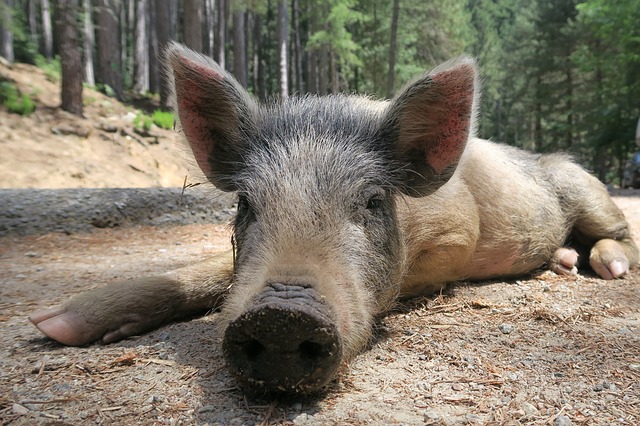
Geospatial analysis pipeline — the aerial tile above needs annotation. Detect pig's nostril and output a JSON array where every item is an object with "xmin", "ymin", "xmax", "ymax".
[
  {"xmin": 299, "ymin": 340, "xmax": 324, "ymax": 361},
  {"xmin": 244, "ymin": 339, "xmax": 265, "ymax": 361}
]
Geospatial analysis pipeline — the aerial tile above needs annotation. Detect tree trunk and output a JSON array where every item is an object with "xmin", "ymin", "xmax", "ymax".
[
  {"xmin": 277, "ymin": 0, "xmax": 288, "ymax": 98},
  {"xmin": 133, "ymin": 0, "xmax": 149, "ymax": 94},
  {"xmin": 28, "ymin": 0, "xmax": 38, "ymax": 47},
  {"xmin": 96, "ymin": 0, "xmax": 123, "ymax": 99},
  {"xmin": 184, "ymin": 0, "xmax": 203, "ymax": 52},
  {"xmin": 40, "ymin": 0, "xmax": 53, "ymax": 59},
  {"xmin": 148, "ymin": 0, "xmax": 158, "ymax": 93},
  {"xmin": 55, "ymin": 0, "xmax": 84, "ymax": 116},
  {"xmin": 205, "ymin": 0, "xmax": 215, "ymax": 57},
  {"xmin": 330, "ymin": 51, "xmax": 338, "ymax": 94},
  {"xmin": 252, "ymin": 12, "xmax": 266, "ymax": 100},
  {"xmin": 306, "ymin": 2, "xmax": 317, "ymax": 94},
  {"xmin": 565, "ymin": 63, "xmax": 574, "ymax": 149},
  {"xmin": 0, "ymin": 0, "xmax": 14, "ymax": 63},
  {"xmin": 155, "ymin": 0, "xmax": 171, "ymax": 106},
  {"xmin": 83, "ymin": 0, "xmax": 95, "ymax": 85},
  {"xmin": 318, "ymin": 3, "xmax": 329, "ymax": 95},
  {"xmin": 232, "ymin": 8, "xmax": 247, "ymax": 87},
  {"xmin": 292, "ymin": 0, "xmax": 303, "ymax": 93},
  {"xmin": 534, "ymin": 73, "xmax": 542, "ymax": 151},
  {"xmin": 216, "ymin": 0, "xmax": 226, "ymax": 69},
  {"xmin": 386, "ymin": 0, "xmax": 399, "ymax": 98}
]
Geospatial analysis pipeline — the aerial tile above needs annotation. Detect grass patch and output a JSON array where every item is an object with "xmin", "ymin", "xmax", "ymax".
[
  {"xmin": 133, "ymin": 112, "xmax": 154, "ymax": 132},
  {"xmin": 152, "ymin": 110, "xmax": 175, "ymax": 130},
  {"xmin": 35, "ymin": 55, "xmax": 61, "ymax": 82},
  {"xmin": 0, "ymin": 81, "xmax": 36, "ymax": 115}
]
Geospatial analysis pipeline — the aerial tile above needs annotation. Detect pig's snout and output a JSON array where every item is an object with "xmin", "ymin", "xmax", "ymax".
[{"xmin": 222, "ymin": 282, "xmax": 342, "ymax": 394}]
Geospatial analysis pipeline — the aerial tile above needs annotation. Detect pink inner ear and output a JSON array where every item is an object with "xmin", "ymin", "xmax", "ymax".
[
  {"xmin": 173, "ymin": 56, "xmax": 225, "ymax": 178},
  {"xmin": 425, "ymin": 65, "xmax": 474, "ymax": 174}
]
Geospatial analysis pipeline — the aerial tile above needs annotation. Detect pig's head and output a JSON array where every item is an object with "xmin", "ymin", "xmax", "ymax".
[{"xmin": 166, "ymin": 42, "xmax": 477, "ymax": 394}]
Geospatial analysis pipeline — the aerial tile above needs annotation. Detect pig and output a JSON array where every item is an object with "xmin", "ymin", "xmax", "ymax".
[{"xmin": 30, "ymin": 42, "xmax": 639, "ymax": 394}]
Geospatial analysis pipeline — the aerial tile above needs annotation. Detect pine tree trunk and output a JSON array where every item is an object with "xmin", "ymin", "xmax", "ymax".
[
  {"xmin": 205, "ymin": 0, "xmax": 215, "ymax": 57},
  {"xmin": 55, "ymin": 0, "xmax": 84, "ymax": 116},
  {"xmin": 40, "ymin": 0, "xmax": 53, "ymax": 59},
  {"xmin": 83, "ymin": 0, "xmax": 95, "ymax": 85},
  {"xmin": 155, "ymin": 0, "xmax": 171, "ymax": 106},
  {"xmin": 0, "ymin": 0, "xmax": 14, "ymax": 63},
  {"xmin": 96, "ymin": 0, "xmax": 123, "ymax": 99},
  {"xmin": 28, "ymin": 0, "xmax": 38, "ymax": 47},
  {"xmin": 252, "ymin": 12, "xmax": 266, "ymax": 100},
  {"xmin": 232, "ymin": 8, "xmax": 247, "ymax": 87},
  {"xmin": 292, "ymin": 0, "xmax": 303, "ymax": 93},
  {"xmin": 277, "ymin": 0, "xmax": 288, "ymax": 98},
  {"xmin": 148, "ymin": 0, "xmax": 158, "ymax": 93},
  {"xmin": 184, "ymin": 0, "xmax": 203, "ymax": 52},
  {"xmin": 306, "ymin": 2, "xmax": 317, "ymax": 94},
  {"xmin": 216, "ymin": 0, "xmax": 226, "ymax": 69},
  {"xmin": 133, "ymin": 0, "xmax": 149, "ymax": 94},
  {"xmin": 386, "ymin": 0, "xmax": 399, "ymax": 98}
]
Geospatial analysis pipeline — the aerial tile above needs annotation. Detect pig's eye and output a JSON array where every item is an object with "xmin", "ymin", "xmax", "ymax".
[
  {"xmin": 366, "ymin": 197, "xmax": 384, "ymax": 211},
  {"xmin": 237, "ymin": 194, "xmax": 253, "ymax": 217}
]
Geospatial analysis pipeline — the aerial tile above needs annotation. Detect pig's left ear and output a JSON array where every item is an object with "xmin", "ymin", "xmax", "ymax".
[
  {"xmin": 166, "ymin": 42, "xmax": 259, "ymax": 192},
  {"xmin": 383, "ymin": 56, "xmax": 478, "ymax": 197}
]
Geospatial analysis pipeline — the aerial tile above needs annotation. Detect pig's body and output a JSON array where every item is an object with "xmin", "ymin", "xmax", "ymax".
[{"xmin": 30, "ymin": 43, "xmax": 639, "ymax": 395}]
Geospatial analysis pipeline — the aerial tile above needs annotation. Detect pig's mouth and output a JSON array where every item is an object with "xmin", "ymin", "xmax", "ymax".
[{"xmin": 222, "ymin": 282, "xmax": 343, "ymax": 394}]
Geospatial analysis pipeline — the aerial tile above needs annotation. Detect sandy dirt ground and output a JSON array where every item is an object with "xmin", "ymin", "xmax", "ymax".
[
  {"xmin": 1, "ymin": 60, "xmax": 640, "ymax": 425},
  {"xmin": 1, "ymin": 196, "xmax": 639, "ymax": 426},
  {"xmin": 0, "ymin": 61, "xmax": 192, "ymax": 189}
]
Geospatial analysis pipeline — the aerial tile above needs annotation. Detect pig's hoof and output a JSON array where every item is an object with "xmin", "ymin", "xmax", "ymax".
[
  {"xmin": 30, "ymin": 307, "xmax": 108, "ymax": 346},
  {"xmin": 550, "ymin": 247, "xmax": 579, "ymax": 276},
  {"xmin": 223, "ymin": 283, "xmax": 342, "ymax": 394},
  {"xmin": 590, "ymin": 239, "xmax": 630, "ymax": 280},
  {"xmin": 30, "ymin": 306, "xmax": 151, "ymax": 346},
  {"xmin": 590, "ymin": 258, "xmax": 629, "ymax": 280}
]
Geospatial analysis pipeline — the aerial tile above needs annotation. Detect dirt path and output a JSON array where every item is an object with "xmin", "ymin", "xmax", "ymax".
[{"xmin": 1, "ymin": 195, "xmax": 639, "ymax": 425}]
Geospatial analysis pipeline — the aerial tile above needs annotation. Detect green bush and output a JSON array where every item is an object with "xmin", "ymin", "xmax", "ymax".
[
  {"xmin": 35, "ymin": 55, "xmax": 61, "ymax": 82},
  {"xmin": 0, "ymin": 81, "xmax": 36, "ymax": 116},
  {"xmin": 133, "ymin": 112, "xmax": 153, "ymax": 132},
  {"xmin": 152, "ymin": 110, "xmax": 175, "ymax": 130}
]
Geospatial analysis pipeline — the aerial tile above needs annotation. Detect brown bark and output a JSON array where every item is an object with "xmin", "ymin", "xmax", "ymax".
[
  {"xmin": 184, "ymin": 0, "xmax": 203, "ymax": 52},
  {"xmin": 55, "ymin": 0, "xmax": 84, "ymax": 116}
]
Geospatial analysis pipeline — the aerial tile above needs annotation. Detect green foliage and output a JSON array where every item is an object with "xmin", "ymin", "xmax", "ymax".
[
  {"xmin": 0, "ymin": 81, "xmax": 36, "ymax": 116},
  {"xmin": 35, "ymin": 55, "xmax": 61, "ymax": 82},
  {"xmin": 152, "ymin": 110, "xmax": 175, "ymax": 130},
  {"xmin": 133, "ymin": 112, "xmax": 154, "ymax": 132},
  {"xmin": 9, "ymin": 5, "xmax": 39, "ymax": 64},
  {"xmin": 96, "ymin": 84, "xmax": 117, "ymax": 98}
]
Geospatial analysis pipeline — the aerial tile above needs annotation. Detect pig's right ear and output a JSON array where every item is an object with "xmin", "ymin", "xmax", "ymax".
[
  {"xmin": 166, "ymin": 42, "xmax": 258, "ymax": 192},
  {"xmin": 382, "ymin": 56, "xmax": 478, "ymax": 197}
]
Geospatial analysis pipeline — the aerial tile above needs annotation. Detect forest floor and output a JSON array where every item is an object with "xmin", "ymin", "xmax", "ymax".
[{"xmin": 1, "ymin": 61, "xmax": 640, "ymax": 425}]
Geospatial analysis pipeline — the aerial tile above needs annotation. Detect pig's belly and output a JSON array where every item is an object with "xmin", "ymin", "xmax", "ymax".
[{"xmin": 466, "ymin": 242, "xmax": 555, "ymax": 280}]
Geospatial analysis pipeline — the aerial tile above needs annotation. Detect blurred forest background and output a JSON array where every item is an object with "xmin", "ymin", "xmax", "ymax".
[{"xmin": 0, "ymin": 0, "xmax": 639, "ymax": 184}]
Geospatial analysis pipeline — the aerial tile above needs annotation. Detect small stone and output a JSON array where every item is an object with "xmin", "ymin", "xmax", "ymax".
[
  {"xmin": 12, "ymin": 403, "xmax": 29, "ymax": 415},
  {"xmin": 466, "ymin": 413, "xmax": 483, "ymax": 423},
  {"xmin": 499, "ymin": 323, "xmax": 514, "ymax": 334},
  {"xmin": 423, "ymin": 410, "xmax": 441, "ymax": 422},
  {"xmin": 25, "ymin": 251, "xmax": 41, "ymax": 258},
  {"xmin": 522, "ymin": 402, "xmax": 539, "ymax": 417},
  {"xmin": 199, "ymin": 405, "xmax": 216, "ymax": 413},
  {"xmin": 554, "ymin": 415, "xmax": 572, "ymax": 426},
  {"xmin": 293, "ymin": 413, "xmax": 310, "ymax": 424}
]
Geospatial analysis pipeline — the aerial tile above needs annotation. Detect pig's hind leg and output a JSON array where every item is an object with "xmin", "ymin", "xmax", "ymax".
[
  {"xmin": 30, "ymin": 250, "xmax": 234, "ymax": 346},
  {"xmin": 544, "ymin": 157, "xmax": 639, "ymax": 279}
]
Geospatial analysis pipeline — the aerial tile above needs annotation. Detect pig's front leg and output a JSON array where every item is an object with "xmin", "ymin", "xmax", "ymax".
[{"xmin": 29, "ymin": 250, "xmax": 234, "ymax": 346}]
